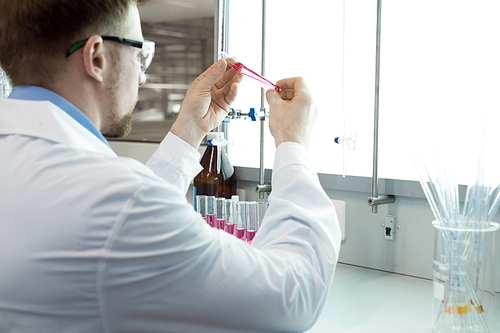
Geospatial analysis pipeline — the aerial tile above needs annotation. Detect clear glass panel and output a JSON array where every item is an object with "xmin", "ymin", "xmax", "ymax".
[
  {"xmin": 112, "ymin": 1, "xmax": 215, "ymax": 143},
  {"xmin": 225, "ymin": 0, "xmax": 500, "ymax": 183},
  {"xmin": 379, "ymin": 0, "xmax": 500, "ymax": 183},
  {"xmin": 226, "ymin": 0, "xmax": 348, "ymax": 174}
]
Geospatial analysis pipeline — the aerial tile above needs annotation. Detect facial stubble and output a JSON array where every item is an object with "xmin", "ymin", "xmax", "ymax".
[{"xmin": 102, "ymin": 61, "xmax": 138, "ymax": 139}]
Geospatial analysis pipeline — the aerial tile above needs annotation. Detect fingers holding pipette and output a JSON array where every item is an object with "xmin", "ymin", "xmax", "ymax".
[
  {"xmin": 265, "ymin": 77, "xmax": 317, "ymax": 149},
  {"xmin": 211, "ymin": 58, "xmax": 242, "ymax": 109},
  {"xmin": 274, "ymin": 77, "xmax": 310, "ymax": 100},
  {"xmin": 267, "ymin": 77, "xmax": 312, "ymax": 102},
  {"xmin": 171, "ymin": 58, "xmax": 241, "ymax": 149},
  {"xmin": 215, "ymin": 57, "xmax": 242, "ymax": 93},
  {"xmin": 222, "ymin": 81, "xmax": 239, "ymax": 108}
]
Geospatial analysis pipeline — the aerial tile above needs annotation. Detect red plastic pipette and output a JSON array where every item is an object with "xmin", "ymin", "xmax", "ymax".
[{"xmin": 232, "ymin": 62, "xmax": 280, "ymax": 92}]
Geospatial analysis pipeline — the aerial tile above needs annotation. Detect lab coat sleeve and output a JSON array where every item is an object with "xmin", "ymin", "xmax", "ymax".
[
  {"xmin": 250, "ymin": 142, "xmax": 342, "ymax": 328},
  {"xmin": 98, "ymin": 142, "xmax": 341, "ymax": 333},
  {"xmin": 146, "ymin": 131, "xmax": 203, "ymax": 194}
]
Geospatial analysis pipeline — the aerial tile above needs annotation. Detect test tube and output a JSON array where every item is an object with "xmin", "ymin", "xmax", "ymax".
[
  {"xmin": 257, "ymin": 201, "xmax": 268, "ymax": 228},
  {"xmin": 246, "ymin": 202, "xmax": 258, "ymax": 244},
  {"xmin": 225, "ymin": 199, "xmax": 236, "ymax": 235},
  {"xmin": 206, "ymin": 196, "xmax": 216, "ymax": 228},
  {"xmin": 235, "ymin": 201, "xmax": 246, "ymax": 241},
  {"xmin": 195, "ymin": 195, "xmax": 207, "ymax": 221},
  {"xmin": 215, "ymin": 197, "xmax": 226, "ymax": 230}
]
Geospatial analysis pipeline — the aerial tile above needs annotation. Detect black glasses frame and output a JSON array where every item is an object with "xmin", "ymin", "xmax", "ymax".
[{"xmin": 66, "ymin": 36, "xmax": 143, "ymax": 57}]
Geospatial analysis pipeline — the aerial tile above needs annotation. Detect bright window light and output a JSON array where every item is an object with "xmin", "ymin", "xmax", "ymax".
[{"xmin": 226, "ymin": 0, "xmax": 500, "ymax": 185}]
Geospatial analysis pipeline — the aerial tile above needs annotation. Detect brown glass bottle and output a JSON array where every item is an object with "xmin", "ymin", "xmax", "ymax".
[{"xmin": 193, "ymin": 132, "xmax": 237, "ymax": 201}]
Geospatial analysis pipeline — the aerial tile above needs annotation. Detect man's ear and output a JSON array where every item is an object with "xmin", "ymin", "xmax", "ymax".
[{"xmin": 82, "ymin": 35, "xmax": 106, "ymax": 83}]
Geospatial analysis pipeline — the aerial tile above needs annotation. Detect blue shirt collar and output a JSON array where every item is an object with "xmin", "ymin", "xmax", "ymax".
[{"xmin": 8, "ymin": 86, "xmax": 111, "ymax": 149}]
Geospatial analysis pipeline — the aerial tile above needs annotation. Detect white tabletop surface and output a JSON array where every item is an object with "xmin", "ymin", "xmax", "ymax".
[{"xmin": 306, "ymin": 263, "xmax": 500, "ymax": 333}]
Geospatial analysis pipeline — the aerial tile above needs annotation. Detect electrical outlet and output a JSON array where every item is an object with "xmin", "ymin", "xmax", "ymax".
[{"xmin": 384, "ymin": 215, "xmax": 396, "ymax": 240}]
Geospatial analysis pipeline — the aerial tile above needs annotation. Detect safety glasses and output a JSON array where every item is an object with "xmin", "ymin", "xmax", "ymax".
[{"xmin": 67, "ymin": 36, "xmax": 155, "ymax": 74}]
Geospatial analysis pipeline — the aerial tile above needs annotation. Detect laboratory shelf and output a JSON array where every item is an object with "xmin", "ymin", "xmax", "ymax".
[{"xmin": 307, "ymin": 263, "xmax": 500, "ymax": 333}]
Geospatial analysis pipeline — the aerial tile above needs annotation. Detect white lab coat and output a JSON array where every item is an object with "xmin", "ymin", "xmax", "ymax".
[{"xmin": 0, "ymin": 98, "xmax": 341, "ymax": 333}]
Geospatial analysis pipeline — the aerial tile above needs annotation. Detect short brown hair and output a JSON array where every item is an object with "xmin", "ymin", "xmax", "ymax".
[{"xmin": 0, "ymin": 0, "xmax": 149, "ymax": 86}]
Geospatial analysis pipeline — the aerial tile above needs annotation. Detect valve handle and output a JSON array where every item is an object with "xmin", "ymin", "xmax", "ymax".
[{"xmin": 248, "ymin": 108, "xmax": 257, "ymax": 121}]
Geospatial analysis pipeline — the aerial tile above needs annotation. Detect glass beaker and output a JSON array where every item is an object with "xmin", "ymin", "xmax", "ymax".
[{"xmin": 432, "ymin": 221, "xmax": 499, "ymax": 333}]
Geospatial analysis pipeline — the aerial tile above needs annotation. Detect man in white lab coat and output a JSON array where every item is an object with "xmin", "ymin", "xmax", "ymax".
[{"xmin": 0, "ymin": 0, "xmax": 341, "ymax": 332}]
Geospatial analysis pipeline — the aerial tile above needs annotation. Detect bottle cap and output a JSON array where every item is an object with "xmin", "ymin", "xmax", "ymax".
[{"xmin": 207, "ymin": 132, "xmax": 221, "ymax": 141}]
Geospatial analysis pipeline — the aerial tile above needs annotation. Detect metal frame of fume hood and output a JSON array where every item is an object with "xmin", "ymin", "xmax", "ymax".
[
  {"xmin": 234, "ymin": 167, "xmax": 471, "ymax": 203},
  {"xmin": 216, "ymin": 0, "xmax": 271, "ymax": 199},
  {"xmin": 217, "ymin": 0, "xmax": 401, "ymax": 207},
  {"xmin": 367, "ymin": 0, "xmax": 395, "ymax": 213}
]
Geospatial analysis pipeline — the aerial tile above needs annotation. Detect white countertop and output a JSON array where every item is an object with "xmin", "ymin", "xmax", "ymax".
[{"xmin": 307, "ymin": 263, "xmax": 500, "ymax": 333}]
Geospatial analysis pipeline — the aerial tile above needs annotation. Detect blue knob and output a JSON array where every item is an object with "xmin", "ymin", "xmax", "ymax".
[{"xmin": 248, "ymin": 108, "xmax": 257, "ymax": 121}]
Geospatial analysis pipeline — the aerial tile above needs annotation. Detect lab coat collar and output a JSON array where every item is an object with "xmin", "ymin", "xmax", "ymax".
[
  {"xmin": 8, "ymin": 86, "xmax": 111, "ymax": 149},
  {"xmin": 0, "ymin": 97, "xmax": 116, "ymax": 156}
]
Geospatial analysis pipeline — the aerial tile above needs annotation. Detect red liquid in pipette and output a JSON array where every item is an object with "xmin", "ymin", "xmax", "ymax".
[{"xmin": 232, "ymin": 62, "xmax": 280, "ymax": 92}]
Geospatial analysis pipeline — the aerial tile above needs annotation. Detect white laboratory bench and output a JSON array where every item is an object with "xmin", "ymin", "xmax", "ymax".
[{"xmin": 306, "ymin": 263, "xmax": 500, "ymax": 333}]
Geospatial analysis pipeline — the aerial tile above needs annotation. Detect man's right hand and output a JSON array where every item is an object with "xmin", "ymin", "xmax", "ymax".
[{"xmin": 170, "ymin": 58, "xmax": 242, "ymax": 149}]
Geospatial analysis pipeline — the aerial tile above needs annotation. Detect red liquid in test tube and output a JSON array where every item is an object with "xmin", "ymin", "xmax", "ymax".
[
  {"xmin": 245, "ymin": 201, "xmax": 258, "ymax": 245},
  {"xmin": 206, "ymin": 214, "xmax": 216, "ymax": 228},
  {"xmin": 234, "ymin": 201, "xmax": 246, "ymax": 241},
  {"xmin": 232, "ymin": 62, "xmax": 280, "ymax": 92},
  {"xmin": 225, "ymin": 223, "xmax": 235, "ymax": 235},
  {"xmin": 246, "ymin": 230, "xmax": 256, "ymax": 245},
  {"xmin": 206, "ymin": 196, "xmax": 216, "ymax": 228},
  {"xmin": 216, "ymin": 219, "xmax": 226, "ymax": 230},
  {"xmin": 235, "ymin": 228, "xmax": 246, "ymax": 241}
]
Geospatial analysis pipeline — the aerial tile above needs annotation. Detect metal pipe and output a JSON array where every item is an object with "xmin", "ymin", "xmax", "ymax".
[
  {"xmin": 214, "ymin": 0, "xmax": 222, "ymax": 61},
  {"xmin": 215, "ymin": 0, "xmax": 228, "ymax": 61},
  {"xmin": 260, "ymin": 0, "xmax": 266, "ymax": 110},
  {"xmin": 371, "ymin": 0, "xmax": 382, "ymax": 213},
  {"xmin": 369, "ymin": 0, "xmax": 394, "ymax": 213},
  {"xmin": 257, "ymin": 0, "xmax": 271, "ymax": 198},
  {"xmin": 367, "ymin": 195, "xmax": 395, "ymax": 207}
]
